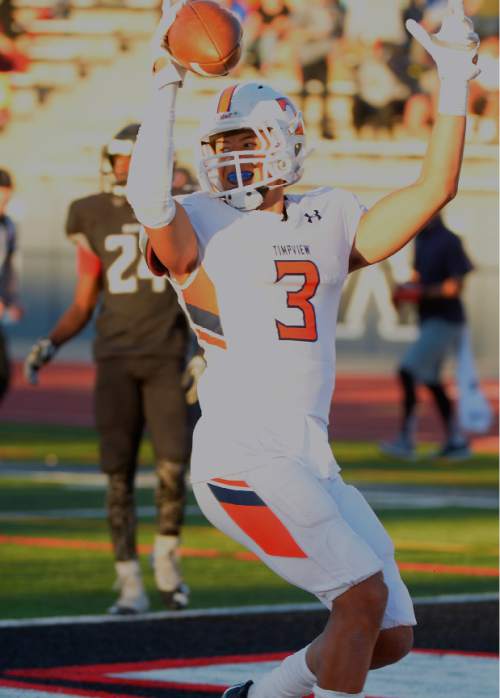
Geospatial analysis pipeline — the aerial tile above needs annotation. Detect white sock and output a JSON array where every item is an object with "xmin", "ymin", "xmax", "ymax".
[
  {"xmin": 313, "ymin": 688, "xmax": 364, "ymax": 698},
  {"xmin": 249, "ymin": 646, "xmax": 316, "ymax": 698}
]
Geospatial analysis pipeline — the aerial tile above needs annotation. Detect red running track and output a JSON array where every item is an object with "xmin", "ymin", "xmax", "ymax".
[{"xmin": 1, "ymin": 362, "xmax": 498, "ymax": 451}]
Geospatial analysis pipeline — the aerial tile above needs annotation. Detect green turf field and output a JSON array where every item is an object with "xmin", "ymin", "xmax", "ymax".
[
  {"xmin": 0, "ymin": 423, "xmax": 498, "ymax": 619},
  {"xmin": 1, "ymin": 422, "xmax": 497, "ymax": 486}
]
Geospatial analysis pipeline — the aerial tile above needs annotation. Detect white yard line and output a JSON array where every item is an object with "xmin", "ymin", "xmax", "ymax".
[{"xmin": 0, "ymin": 593, "xmax": 497, "ymax": 629}]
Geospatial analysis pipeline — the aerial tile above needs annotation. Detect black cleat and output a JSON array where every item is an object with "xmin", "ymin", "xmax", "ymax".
[
  {"xmin": 159, "ymin": 583, "xmax": 190, "ymax": 610},
  {"xmin": 221, "ymin": 680, "xmax": 253, "ymax": 697}
]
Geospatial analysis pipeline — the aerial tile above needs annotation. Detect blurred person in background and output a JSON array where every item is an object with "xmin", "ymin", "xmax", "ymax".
[
  {"xmin": 0, "ymin": 71, "xmax": 10, "ymax": 130},
  {"xmin": 342, "ymin": 0, "xmax": 415, "ymax": 139},
  {"xmin": 343, "ymin": 0, "xmax": 407, "ymax": 47},
  {"xmin": 0, "ymin": 0, "xmax": 14, "ymax": 37},
  {"xmin": 243, "ymin": 0, "xmax": 292, "ymax": 75},
  {"xmin": 381, "ymin": 213, "xmax": 474, "ymax": 460},
  {"xmin": 467, "ymin": 35, "xmax": 498, "ymax": 142},
  {"xmin": 0, "ymin": 168, "xmax": 22, "ymax": 403},
  {"xmin": 0, "ymin": 32, "xmax": 29, "ymax": 71},
  {"xmin": 24, "ymin": 125, "xmax": 198, "ymax": 615},
  {"xmin": 291, "ymin": 0, "xmax": 340, "ymax": 139},
  {"xmin": 468, "ymin": 0, "xmax": 498, "ymax": 39},
  {"xmin": 352, "ymin": 40, "xmax": 411, "ymax": 137}
]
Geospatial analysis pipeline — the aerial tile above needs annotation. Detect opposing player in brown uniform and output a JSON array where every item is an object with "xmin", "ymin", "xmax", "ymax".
[{"xmin": 24, "ymin": 124, "xmax": 194, "ymax": 614}]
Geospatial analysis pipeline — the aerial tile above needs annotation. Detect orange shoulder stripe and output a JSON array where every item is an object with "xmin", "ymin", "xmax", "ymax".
[{"xmin": 217, "ymin": 85, "xmax": 237, "ymax": 114}]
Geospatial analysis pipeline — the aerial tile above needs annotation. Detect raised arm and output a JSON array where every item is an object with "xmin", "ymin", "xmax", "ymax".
[
  {"xmin": 350, "ymin": 2, "xmax": 480, "ymax": 270},
  {"xmin": 126, "ymin": 0, "xmax": 199, "ymax": 277}
]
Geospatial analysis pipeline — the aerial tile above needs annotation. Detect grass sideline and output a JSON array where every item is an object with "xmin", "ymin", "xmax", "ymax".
[
  {"xmin": 0, "ymin": 422, "xmax": 497, "ymax": 619},
  {"xmin": 0, "ymin": 422, "xmax": 498, "ymax": 487},
  {"xmin": 1, "ymin": 500, "xmax": 497, "ymax": 619}
]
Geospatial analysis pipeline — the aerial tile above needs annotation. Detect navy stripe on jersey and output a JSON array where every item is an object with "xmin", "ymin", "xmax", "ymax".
[
  {"xmin": 208, "ymin": 483, "xmax": 265, "ymax": 507},
  {"xmin": 186, "ymin": 304, "xmax": 224, "ymax": 337}
]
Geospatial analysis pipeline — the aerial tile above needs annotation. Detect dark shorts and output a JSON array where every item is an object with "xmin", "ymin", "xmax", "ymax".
[{"xmin": 95, "ymin": 356, "xmax": 189, "ymax": 474}]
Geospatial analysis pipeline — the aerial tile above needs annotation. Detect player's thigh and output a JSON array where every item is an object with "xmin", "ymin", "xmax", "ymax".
[
  {"xmin": 94, "ymin": 359, "xmax": 143, "ymax": 473},
  {"xmin": 142, "ymin": 357, "xmax": 189, "ymax": 464},
  {"xmin": 193, "ymin": 460, "xmax": 383, "ymax": 602},
  {"xmin": 324, "ymin": 476, "xmax": 416, "ymax": 628}
]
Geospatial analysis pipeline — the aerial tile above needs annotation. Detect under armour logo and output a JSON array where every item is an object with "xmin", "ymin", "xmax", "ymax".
[{"xmin": 304, "ymin": 210, "xmax": 322, "ymax": 223}]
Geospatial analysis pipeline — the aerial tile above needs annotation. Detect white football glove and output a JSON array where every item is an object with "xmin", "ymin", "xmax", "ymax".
[
  {"xmin": 151, "ymin": 0, "xmax": 188, "ymax": 88},
  {"xmin": 24, "ymin": 338, "xmax": 57, "ymax": 385},
  {"xmin": 182, "ymin": 354, "xmax": 206, "ymax": 406},
  {"xmin": 406, "ymin": 1, "xmax": 480, "ymax": 83}
]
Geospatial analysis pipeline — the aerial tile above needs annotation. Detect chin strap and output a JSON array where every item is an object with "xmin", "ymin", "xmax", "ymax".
[{"xmin": 222, "ymin": 186, "xmax": 268, "ymax": 212}]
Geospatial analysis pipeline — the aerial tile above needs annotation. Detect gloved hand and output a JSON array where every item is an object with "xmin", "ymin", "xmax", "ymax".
[
  {"xmin": 406, "ymin": 1, "xmax": 480, "ymax": 83},
  {"xmin": 151, "ymin": 0, "xmax": 188, "ymax": 88},
  {"xmin": 24, "ymin": 338, "xmax": 57, "ymax": 385},
  {"xmin": 182, "ymin": 354, "xmax": 206, "ymax": 405}
]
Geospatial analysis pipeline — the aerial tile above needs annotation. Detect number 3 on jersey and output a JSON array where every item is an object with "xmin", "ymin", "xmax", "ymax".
[{"xmin": 275, "ymin": 260, "xmax": 320, "ymax": 342}]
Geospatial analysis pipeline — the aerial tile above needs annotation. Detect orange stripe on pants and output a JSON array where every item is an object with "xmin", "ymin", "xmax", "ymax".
[{"xmin": 220, "ymin": 502, "xmax": 307, "ymax": 558}]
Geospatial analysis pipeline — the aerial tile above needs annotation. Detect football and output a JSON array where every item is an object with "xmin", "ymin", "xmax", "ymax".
[{"xmin": 164, "ymin": 0, "xmax": 243, "ymax": 77}]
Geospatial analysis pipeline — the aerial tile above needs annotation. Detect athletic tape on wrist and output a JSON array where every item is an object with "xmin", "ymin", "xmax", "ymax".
[{"xmin": 438, "ymin": 79, "xmax": 469, "ymax": 116}]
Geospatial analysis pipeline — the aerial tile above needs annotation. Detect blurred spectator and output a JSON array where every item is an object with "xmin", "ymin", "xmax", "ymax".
[
  {"xmin": 343, "ymin": 0, "xmax": 407, "ymax": 47},
  {"xmin": 244, "ymin": 0, "xmax": 292, "ymax": 75},
  {"xmin": 0, "ymin": 0, "xmax": 14, "ymax": 37},
  {"xmin": 401, "ymin": 88, "xmax": 434, "ymax": 139},
  {"xmin": 0, "ymin": 32, "xmax": 29, "ymax": 72},
  {"xmin": 290, "ymin": 0, "xmax": 340, "ymax": 139},
  {"xmin": 352, "ymin": 40, "xmax": 410, "ymax": 137},
  {"xmin": 423, "ymin": 0, "xmax": 498, "ymax": 38},
  {"xmin": 0, "ymin": 31, "xmax": 29, "ymax": 131},
  {"xmin": 468, "ymin": 36, "xmax": 499, "ymax": 142},
  {"xmin": 52, "ymin": 0, "xmax": 71, "ymax": 19},
  {"xmin": 0, "ymin": 168, "xmax": 22, "ymax": 404},
  {"xmin": 381, "ymin": 214, "xmax": 474, "ymax": 460},
  {"xmin": 0, "ymin": 72, "xmax": 10, "ymax": 129},
  {"xmin": 471, "ymin": 0, "xmax": 499, "ymax": 39},
  {"xmin": 172, "ymin": 162, "xmax": 198, "ymax": 194}
]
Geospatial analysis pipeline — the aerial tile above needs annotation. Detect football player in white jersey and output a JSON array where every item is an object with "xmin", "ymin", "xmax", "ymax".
[{"xmin": 127, "ymin": 2, "xmax": 480, "ymax": 696}]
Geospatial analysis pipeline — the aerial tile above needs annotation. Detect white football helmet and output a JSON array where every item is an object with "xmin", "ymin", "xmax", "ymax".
[{"xmin": 196, "ymin": 82, "xmax": 308, "ymax": 211}]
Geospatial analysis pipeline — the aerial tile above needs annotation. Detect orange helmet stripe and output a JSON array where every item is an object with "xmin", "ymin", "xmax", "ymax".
[{"xmin": 217, "ymin": 85, "xmax": 238, "ymax": 114}]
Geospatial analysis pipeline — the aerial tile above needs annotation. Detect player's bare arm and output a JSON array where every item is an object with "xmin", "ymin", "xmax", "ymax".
[
  {"xmin": 48, "ymin": 271, "xmax": 101, "ymax": 347},
  {"xmin": 349, "ymin": 1, "xmax": 480, "ymax": 271},
  {"xmin": 24, "ymin": 270, "xmax": 101, "ymax": 385}
]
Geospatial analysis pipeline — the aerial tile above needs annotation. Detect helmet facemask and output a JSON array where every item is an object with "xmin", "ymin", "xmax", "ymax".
[{"xmin": 197, "ymin": 83, "xmax": 307, "ymax": 211}]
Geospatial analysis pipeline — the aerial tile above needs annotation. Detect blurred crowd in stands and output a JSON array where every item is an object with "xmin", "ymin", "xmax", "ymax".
[
  {"xmin": 228, "ymin": 0, "xmax": 499, "ymax": 141},
  {"xmin": 0, "ymin": 0, "xmax": 498, "ymax": 140}
]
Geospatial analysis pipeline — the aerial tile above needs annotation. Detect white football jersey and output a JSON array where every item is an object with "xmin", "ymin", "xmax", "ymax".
[{"xmin": 171, "ymin": 187, "xmax": 366, "ymax": 480}]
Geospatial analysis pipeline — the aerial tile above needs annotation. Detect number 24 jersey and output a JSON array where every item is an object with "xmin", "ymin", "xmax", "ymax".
[{"xmin": 66, "ymin": 192, "xmax": 186, "ymax": 360}]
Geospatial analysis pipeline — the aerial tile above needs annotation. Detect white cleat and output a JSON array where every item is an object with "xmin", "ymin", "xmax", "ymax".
[{"xmin": 108, "ymin": 559, "xmax": 150, "ymax": 615}]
